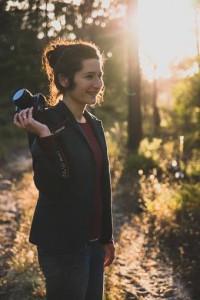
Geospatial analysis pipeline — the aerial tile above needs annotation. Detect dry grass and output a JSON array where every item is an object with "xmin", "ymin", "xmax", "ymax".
[{"xmin": 1, "ymin": 173, "xmax": 45, "ymax": 300}]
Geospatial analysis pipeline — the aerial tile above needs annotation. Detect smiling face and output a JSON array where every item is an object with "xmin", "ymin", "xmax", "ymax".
[{"xmin": 62, "ymin": 58, "xmax": 104, "ymax": 108}]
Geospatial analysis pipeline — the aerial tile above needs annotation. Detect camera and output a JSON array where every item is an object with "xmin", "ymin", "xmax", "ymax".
[{"xmin": 12, "ymin": 88, "xmax": 47, "ymax": 113}]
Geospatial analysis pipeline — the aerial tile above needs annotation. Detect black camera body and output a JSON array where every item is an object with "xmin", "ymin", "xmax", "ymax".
[{"xmin": 12, "ymin": 88, "xmax": 47, "ymax": 113}]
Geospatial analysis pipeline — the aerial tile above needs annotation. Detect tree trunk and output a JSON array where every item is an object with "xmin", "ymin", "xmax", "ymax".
[
  {"xmin": 127, "ymin": 0, "xmax": 142, "ymax": 151},
  {"xmin": 152, "ymin": 65, "xmax": 161, "ymax": 134},
  {"xmin": 194, "ymin": 7, "xmax": 200, "ymax": 70}
]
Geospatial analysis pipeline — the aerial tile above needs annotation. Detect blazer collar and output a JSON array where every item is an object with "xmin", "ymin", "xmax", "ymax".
[
  {"xmin": 55, "ymin": 100, "xmax": 107, "ymax": 155},
  {"xmin": 55, "ymin": 100, "xmax": 101, "ymax": 128},
  {"xmin": 54, "ymin": 100, "xmax": 79, "ymax": 128}
]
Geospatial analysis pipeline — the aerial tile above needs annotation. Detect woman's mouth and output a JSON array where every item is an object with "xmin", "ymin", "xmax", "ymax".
[{"xmin": 88, "ymin": 92, "xmax": 98, "ymax": 97}]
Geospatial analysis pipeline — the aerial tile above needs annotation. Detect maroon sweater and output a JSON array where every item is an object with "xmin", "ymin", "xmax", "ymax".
[{"xmin": 79, "ymin": 121, "xmax": 103, "ymax": 240}]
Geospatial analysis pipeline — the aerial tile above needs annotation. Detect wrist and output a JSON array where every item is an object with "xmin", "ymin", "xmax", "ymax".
[{"xmin": 38, "ymin": 128, "xmax": 51, "ymax": 138}]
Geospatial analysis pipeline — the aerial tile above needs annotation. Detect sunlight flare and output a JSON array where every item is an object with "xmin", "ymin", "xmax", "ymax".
[{"xmin": 137, "ymin": 0, "xmax": 198, "ymax": 79}]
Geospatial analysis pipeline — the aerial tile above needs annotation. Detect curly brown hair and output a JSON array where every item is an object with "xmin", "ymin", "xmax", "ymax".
[{"xmin": 42, "ymin": 39, "xmax": 105, "ymax": 106}]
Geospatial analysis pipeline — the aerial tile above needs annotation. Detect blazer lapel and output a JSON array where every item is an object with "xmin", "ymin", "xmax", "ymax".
[
  {"xmin": 84, "ymin": 110, "xmax": 108, "ymax": 157},
  {"xmin": 54, "ymin": 101, "xmax": 107, "ymax": 157},
  {"xmin": 54, "ymin": 100, "xmax": 82, "ymax": 132}
]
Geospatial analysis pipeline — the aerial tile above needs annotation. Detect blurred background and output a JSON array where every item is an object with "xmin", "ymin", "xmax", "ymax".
[{"xmin": 0, "ymin": 0, "xmax": 200, "ymax": 299}]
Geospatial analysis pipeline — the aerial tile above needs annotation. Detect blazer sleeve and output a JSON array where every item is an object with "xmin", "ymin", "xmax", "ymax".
[
  {"xmin": 97, "ymin": 125, "xmax": 114, "ymax": 244},
  {"xmin": 100, "ymin": 154, "xmax": 114, "ymax": 244},
  {"xmin": 28, "ymin": 133, "xmax": 69, "ymax": 196}
]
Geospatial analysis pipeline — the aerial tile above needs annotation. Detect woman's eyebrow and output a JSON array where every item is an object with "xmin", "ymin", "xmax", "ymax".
[{"xmin": 84, "ymin": 71, "xmax": 104, "ymax": 75}]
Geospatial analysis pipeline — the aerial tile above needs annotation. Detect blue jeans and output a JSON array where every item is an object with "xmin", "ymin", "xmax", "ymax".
[{"xmin": 37, "ymin": 240, "xmax": 105, "ymax": 300}]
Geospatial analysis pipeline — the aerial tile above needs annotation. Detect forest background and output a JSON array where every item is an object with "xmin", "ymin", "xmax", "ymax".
[{"xmin": 0, "ymin": 0, "xmax": 200, "ymax": 299}]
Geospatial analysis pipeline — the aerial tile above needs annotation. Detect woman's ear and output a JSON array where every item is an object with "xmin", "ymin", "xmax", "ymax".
[{"xmin": 58, "ymin": 73, "xmax": 69, "ymax": 88}]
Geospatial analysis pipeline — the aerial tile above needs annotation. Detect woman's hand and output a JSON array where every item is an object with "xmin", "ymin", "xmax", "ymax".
[
  {"xmin": 103, "ymin": 243, "xmax": 115, "ymax": 267},
  {"xmin": 14, "ymin": 107, "xmax": 51, "ymax": 138}
]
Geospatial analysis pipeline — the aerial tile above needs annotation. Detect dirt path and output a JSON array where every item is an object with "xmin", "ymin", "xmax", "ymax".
[
  {"xmin": 105, "ymin": 178, "xmax": 191, "ymax": 300},
  {"xmin": 0, "ymin": 153, "xmax": 192, "ymax": 299}
]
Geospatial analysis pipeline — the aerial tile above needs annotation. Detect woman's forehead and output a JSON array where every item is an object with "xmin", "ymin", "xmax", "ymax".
[{"xmin": 80, "ymin": 58, "xmax": 102, "ymax": 73}]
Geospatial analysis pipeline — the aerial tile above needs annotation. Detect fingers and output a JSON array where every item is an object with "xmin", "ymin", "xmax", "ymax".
[
  {"xmin": 13, "ymin": 108, "xmax": 33, "ymax": 129},
  {"xmin": 13, "ymin": 113, "xmax": 21, "ymax": 127},
  {"xmin": 13, "ymin": 108, "xmax": 50, "ymax": 137},
  {"xmin": 104, "ymin": 253, "xmax": 115, "ymax": 267},
  {"xmin": 103, "ymin": 244, "xmax": 115, "ymax": 267},
  {"xmin": 27, "ymin": 107, "xmax": 34, "ymax": 120}
]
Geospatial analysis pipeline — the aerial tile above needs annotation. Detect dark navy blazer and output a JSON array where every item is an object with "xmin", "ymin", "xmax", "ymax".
[{"xmin": 28, "ymin": 101, "xmax": 113, "ymax": 253}]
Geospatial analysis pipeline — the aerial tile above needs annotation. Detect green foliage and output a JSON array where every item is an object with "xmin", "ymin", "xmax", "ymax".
[
  {"xmin": 185, "ymin": 149, "xmax": 200, "ymax": 177},
  {"xmin": 176, "ymin": 182, "xmax": 200, "ymax": 213},
  {"xmin": 105, "ymin": 122, "xmax": 127, "ymax": 184},
  {"xmin": 125, "ymin": 152, "xmax": 157, "ymax": 174},
  {"xmin": 140, "ymin": 174, "xmax": 181, "ymax": 220},
  {"xmin": 134, "ymin": 136, "xmax": 200, "ymax": 231},
  {"xmin": 124, "ymin": 138, "xmax": 163, "ymax": 174},
  {"xmin": 139, "ymin": 138, "xmax": 162, "ymax": 162},
  {"xmin": 172, "ymin": 72, "xmax": 200, "ymax": 132}
]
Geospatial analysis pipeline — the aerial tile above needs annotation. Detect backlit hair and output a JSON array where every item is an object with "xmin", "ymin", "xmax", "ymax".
[{"xmin": 42, "ymin": 39, "xmax": 105, "ymax": 106}]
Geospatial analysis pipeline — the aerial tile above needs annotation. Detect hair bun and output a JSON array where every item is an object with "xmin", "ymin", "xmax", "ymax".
[{"xmin": 47, "ymin": 45, "xmax": 67, "ymax": 69}]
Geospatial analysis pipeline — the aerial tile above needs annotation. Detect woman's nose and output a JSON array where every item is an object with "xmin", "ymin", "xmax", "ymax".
[{"xmin": 93, "ymin": 77, "xmax": 103, "ymax": 89}]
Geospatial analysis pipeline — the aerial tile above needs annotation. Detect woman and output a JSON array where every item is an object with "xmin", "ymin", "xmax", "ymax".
[{"xmin": 13, "ymin": 39, "xmax": 115, "ymax": 300}]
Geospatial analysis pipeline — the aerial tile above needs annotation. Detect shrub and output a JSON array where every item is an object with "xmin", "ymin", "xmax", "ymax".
[
  {"xmin": 176, "ymin": 182, "xmax": 200, "ymax": 214},
  {"xmin": 124, "ymin": 152, "xmax": 157, "ymax": 175}
]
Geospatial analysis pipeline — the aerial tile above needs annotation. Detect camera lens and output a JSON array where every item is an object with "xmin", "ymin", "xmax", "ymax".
[
  {"xmin": 12, "ymin": 88, "xmax": 33, "ymax": 110},
  {"xmin": 13, "ymin": 89, "xmax": 25, "ymax": 101},
  {"xmin": 12, "ymin": 89, "xmax": 46, "ymax": 113}
]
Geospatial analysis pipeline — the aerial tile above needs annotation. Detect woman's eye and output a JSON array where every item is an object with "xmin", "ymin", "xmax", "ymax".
[{"xmin": 85, "ymin": 74, "xmax": 103, "ymax": 80}]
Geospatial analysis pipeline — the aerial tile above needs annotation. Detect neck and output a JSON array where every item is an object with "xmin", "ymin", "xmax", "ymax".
[{"xmin": 62, "ymin": 96, "xmax": 86, "ymax": 123}]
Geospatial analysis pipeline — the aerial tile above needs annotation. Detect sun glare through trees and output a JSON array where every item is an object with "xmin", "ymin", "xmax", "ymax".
[
  {"xmin": 137, "ymin": 0, "xmax": 199, "ymax": 80},
  {"xmin": 51, "ymin": 0, "xmax": 200, "ymax": 80},
  {"xmin": 6, "ymin": 0, "xmax": 199, "ymax": 81}
]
